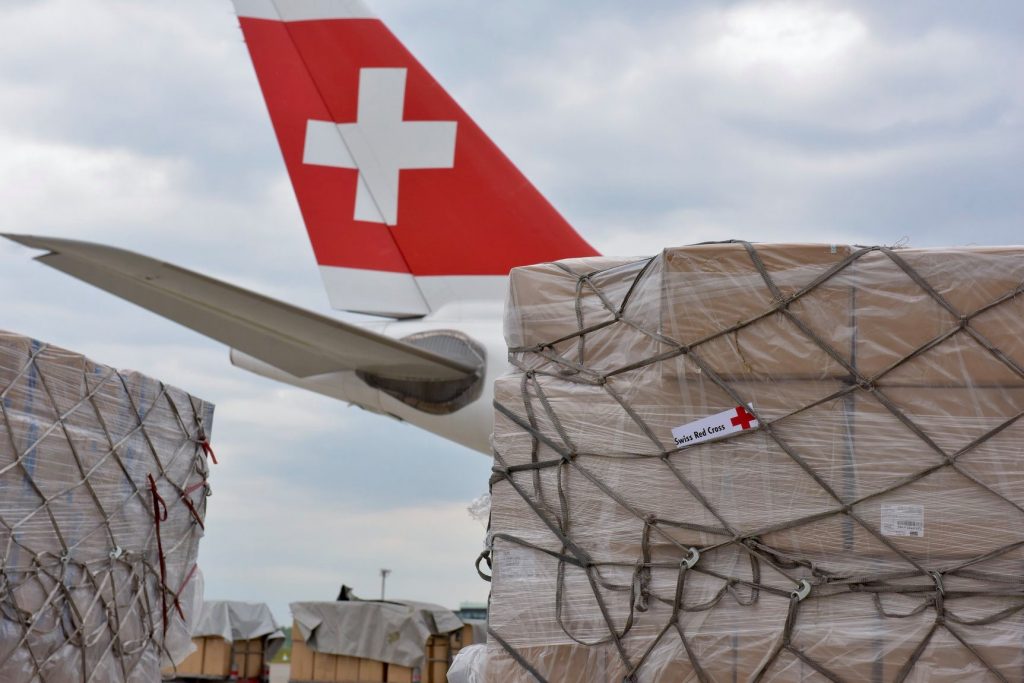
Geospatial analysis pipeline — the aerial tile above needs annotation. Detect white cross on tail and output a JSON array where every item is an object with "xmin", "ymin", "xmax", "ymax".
[{"xmin": 302, "ymin": 68, "xmax": 458, "ymax": 226}]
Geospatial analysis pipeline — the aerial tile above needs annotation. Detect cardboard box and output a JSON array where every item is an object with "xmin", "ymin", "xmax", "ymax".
[
  {"xmin": 848, "ymin": 247, "xmax": 1024, "ymax": 381},
  {"xmin": 174, "ymin": 638, "xmax": 206, "ymax": 677},
  {"xmin": 659, "ymin": 243, "xmax": 855, "ymax": 381},
  {"xmin": 240, "ymin": 638, "xmax": 266, "ymax": 678},
  {"xmin": 356, "ymin": 659, "xmax": 384, "ymax": 682},
  {"xmin": 203, "ymin": 637, "xmax": 233, "ymax": 677},
  {"xmin": 314, "ymin": 651, "xmax": 338, "ymax": 682},
  {"xmin": 425, "ymin": 635, "xmax": 450, "ymax": 683},
  {"xmin": 335, "ymin": 655, "xmax": 361, "ymax": 681},
  {"xmin": 506, "ymin": 244, "xmax": 1024, "ymax": 384},
  {"xmin": 290, "ymin": 632, "xmax": 315, "ymax": 681},
  {"xmin": 505, "ymin": 255, "xmax": 645, "ymax": 353},
  {"xmin": 385, "ymin": 664, "xmax": 414, "ymax": 683},
  {"xmin": 506, "ymin": 244, "xmax": 857, "ymax": 379},
  {"xmin": 456, "ymin": 623, "xmax": 476, "ymax": 649}
]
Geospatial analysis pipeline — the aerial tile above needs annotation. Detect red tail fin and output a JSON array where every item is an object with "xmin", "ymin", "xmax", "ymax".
[{"xmin": 233, "ymin": 0, "xmax": 598, "ymax": 316}]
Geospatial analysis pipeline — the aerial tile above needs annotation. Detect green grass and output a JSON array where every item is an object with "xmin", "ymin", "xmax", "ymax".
[{"xmin": 271, "ymin": 627, "xmax": 292, "ymax": 664}]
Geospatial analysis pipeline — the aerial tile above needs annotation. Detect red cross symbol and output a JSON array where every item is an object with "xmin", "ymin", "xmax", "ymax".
[{"xmin": 730, "ymin": 405, "xmax": 757, "ymax": 430}]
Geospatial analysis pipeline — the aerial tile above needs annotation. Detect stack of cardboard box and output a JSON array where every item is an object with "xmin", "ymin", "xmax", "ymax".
[
  {"xmin": 489, "ymin": 244, "xmax": 1024, "ymax": 681},
  {"xmin": 0, "ymin": 331, "xmax": 214, "ymax": 681}
]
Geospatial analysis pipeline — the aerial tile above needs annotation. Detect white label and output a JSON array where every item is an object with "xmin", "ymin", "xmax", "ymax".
[
  {"xmin": 671, "ymin": 405, "xmax": 759, "ymax": 448},
  {"xmin": 499, "ymin": 551, "xmax": 544, "ymax": 580},
  {"xmin": 881, "ymin": 504, "xmax": 924, "ymax": 538}
]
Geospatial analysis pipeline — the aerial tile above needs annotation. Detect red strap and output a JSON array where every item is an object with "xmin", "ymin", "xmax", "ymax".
[
  {"xmin": 181, "ymin": 480, "xmax": 208, "ymax": 529},
  {"xmin": 149, "ymin": 474, "xmax": 184, "ymax": 632},
  {"xmin": 200, "ymin": 439, "xmax": 218, "ymax": 465},
  {"xmin": 177, "ymin": 563, "xmax": 199, "ymax": 597},
  {"xmin": 148, "ymin": 474, "xmax": 170, "ymax": 632},
  {"xmin": 182, "ymin": 480, "xmax": 207, "ymax": 497},
  {"xmin": 181, "ymin": 495, "xmax": 205, "ymax": 530},
  {"xmin": 171, "ymin": 563, "xmax": 198, "ymax": 622}
]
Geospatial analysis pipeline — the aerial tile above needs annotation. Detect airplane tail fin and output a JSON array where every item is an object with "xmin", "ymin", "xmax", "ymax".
[{"xmin": 233, "ymin": 0, "xmax": 597, "ymax": 317}]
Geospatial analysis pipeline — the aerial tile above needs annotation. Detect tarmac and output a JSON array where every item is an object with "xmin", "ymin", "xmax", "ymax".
[{"xmin": 269, "ymin": 663, "xmax": 289, "ymax": 683}]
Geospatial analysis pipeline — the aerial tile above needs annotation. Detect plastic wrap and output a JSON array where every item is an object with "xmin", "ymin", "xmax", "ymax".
[
  {"xmin": 448, "ymin": 643, "xmax": 488, "ymax": 683},
  {"xmin": 0, "ymin": 331, "xmax": 214, "ymax": 682},
  {"xmin": 489, "ymin": 243, "xmax": 1024, "ymax": 681}
]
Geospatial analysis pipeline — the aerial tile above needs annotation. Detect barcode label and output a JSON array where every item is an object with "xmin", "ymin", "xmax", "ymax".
[{"xmin": 881, "ymin": 504, "xmax": 924, "ymax": 538}]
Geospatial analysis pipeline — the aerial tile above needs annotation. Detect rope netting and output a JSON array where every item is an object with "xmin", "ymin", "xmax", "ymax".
[
  {"xmin": 0, "ymin": 332, "xmax": 214, "ymax": 682},
  {"xmin": 485, "ymin": 243, "xmax": 1024, "ymax": 682}
]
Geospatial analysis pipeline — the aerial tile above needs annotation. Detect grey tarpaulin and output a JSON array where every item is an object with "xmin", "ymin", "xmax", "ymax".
[
  {"xmin": 291, "ymin": 600, "xmax": 463, "ymax": 669},
  {"xmin": 192, "ymin": 601, "xmax": 285, "ymax": 660}
]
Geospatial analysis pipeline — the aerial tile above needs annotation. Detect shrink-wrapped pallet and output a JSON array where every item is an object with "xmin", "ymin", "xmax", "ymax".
[
  {"xmin": 0, "ymin": 331, "xmax": 214, "ymax": 681},
  {"xmin": 488, "ymin": 243, "xmax": 1024, "ymax": 681}
]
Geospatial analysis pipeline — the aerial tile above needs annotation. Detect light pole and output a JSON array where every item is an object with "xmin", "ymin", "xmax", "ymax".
[{"xmin": 380, "ymin": 568, "xmax": 391, "ymax": 600}]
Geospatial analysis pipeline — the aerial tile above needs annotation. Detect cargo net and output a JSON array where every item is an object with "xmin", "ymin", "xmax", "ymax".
[
  {"xmin": 486, "ymin": 243, "xmax": 1024, "ymax": 682},
  {"xmin": 0, "ymin": 335, "xmax": 213, "ymax": 682}
]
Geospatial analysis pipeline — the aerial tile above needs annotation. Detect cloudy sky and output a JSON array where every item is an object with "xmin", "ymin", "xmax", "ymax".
[{"xmin": 0, "ymin": 0, "xmax": 1021, "ymax": 626}]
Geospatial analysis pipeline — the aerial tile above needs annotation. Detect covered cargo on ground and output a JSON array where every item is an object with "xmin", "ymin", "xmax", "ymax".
[
  {"xmin": 0, "ymin": 330, "xmax": 215, "ymax": 681},
  {"xmin": 487, "ymin": 243, "xmax": 1024, "ymax": 681},
  {"xmin": 289, "ymin": 599, "xmax": 477, "ymax": 682},
  {"xmin": 162, "ymin": 600, "xmax": 284, "ymax": 681}
]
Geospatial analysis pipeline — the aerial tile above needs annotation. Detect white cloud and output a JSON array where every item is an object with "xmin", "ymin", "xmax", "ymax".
[
  {"xmin": 216, "ymin": 389, "xmax": 350, "ymax": 437},
  {"xmin": 460, "ymin": 2, "xmax": 1020, "ymax": 245},
  {"xmin": 0, "ymin": 134, "xmax": 185, "ymax": 231},
  {"xmin": 199, "ymin": 476, "xmax": 490, "ymax": 619},
  {"xmin": 701, "ymin": 3, "xmax": 867, "ymax": 78}
]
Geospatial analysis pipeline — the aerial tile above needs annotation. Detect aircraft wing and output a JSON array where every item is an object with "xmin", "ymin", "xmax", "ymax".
[{"xmin": 3, "ymin": 234, "xmax": 477, "ymax": 382}]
